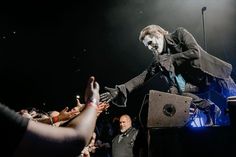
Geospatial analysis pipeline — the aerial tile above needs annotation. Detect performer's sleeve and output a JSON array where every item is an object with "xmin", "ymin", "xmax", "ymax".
[
  {"xmin": 112, "ymin": 60, "xmax": 160, "ymax": 107},
  {"xmin": 172, "ymin": 27, "xmax": 200, "ymax": 66}
]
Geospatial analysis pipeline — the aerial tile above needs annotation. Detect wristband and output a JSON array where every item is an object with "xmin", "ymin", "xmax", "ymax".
[
  {"xmin": 87, "ymin": 98, "xmax": 99, "ymax": 109},
  {"xmin": 88, "ymin": 98, "xmax": 98, "ymax": 105},
  {"xmin": 87, "ymin": 103, "xmax": 98, "ymax": 109}
]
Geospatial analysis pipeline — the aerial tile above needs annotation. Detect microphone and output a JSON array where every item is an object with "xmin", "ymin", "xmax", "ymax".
[
  {"xmin": 201, "ymin": 6, "xmax": 207, "ymax": 50},
  {"xmin": 202, "ymin": 6, "xmax": 207, "ymax": 13}
]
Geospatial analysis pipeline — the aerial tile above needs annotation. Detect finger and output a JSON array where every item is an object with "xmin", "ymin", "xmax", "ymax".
[
  {"xmin": 76, "ymin": 99, "xmax": 83, "ymax": 107},
  {"xmin": 62, "ymin": 107, "xmax": 69, "ymax": 112},
  {"xmin": 85, "ymin": 77, "xmax": 93, "ymax": 101},
  {"xmin": 88, "ymin": 76, "xmax": 95, "ymax": 86},
  {"xmin": 104, "ymin": 86, "xmax": 111, "ymax": 91},
  {"xmin": 90, "ymin": 76, "xmax": 95, "ymax": 88},
  {"xmin": 101, "ymin": 98, "xmax": 110, "ymax": 103},
  {"xmin": 106, "ymin": 98, "xmax": 112, "ymax": 103},
  {"xmin": 100, "ymin": 92, "xmax": 109, "ymax": 98},
  {"xmin": 94, "ymin": 81, "xmax": 99, "ymax": 90},
  {"xmin": 100, "ymin": 94, "xmax": 105, "ymax": 99},
  {"xmin": 98, "ymin": 102, "xmax": 105, "ymax": 106}
]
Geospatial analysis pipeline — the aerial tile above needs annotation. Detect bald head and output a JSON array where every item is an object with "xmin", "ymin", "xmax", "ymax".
[{"xmin": 119, "ymin": 114, "xmax": 132, "ymax": 133}]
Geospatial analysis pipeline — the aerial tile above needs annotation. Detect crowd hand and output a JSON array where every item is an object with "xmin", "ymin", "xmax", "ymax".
[
  {"xmin": 100, "ymin": 86, "xmax": 119, "ymax": 103},
  {"xmin": 76, "ymin": 95, "xmax": 85, "ymax": 110},
  {"xmin": 69, "ymin": 95, "xmax": 86, "ymax": 113},
  {"xmin": 95, "ymin": 140, "xmax": 110, "ymax": 149},
  {"xmin": 59, "ymin": 107, "xmax": 78, "ymax": 121},
  {"xmin": 22, "ymin": 112, "xmax": 33, "ymax": 119},
  {"xmin": 80, "ymin": 147, "xmax": 90, "ymax": 157},
  {"xmin": 88, "ymin": 132, "xmax": 96, "ymax": 153},
  {"xmin": 97, "ymin": 102, "xmax": 110, "ymax": 116},
  {"xmin": 81, "ymin": 132, "xmax": 97, "ymax": 156},
  {"xmin": 84, "ymin": 76, "xmax": 100, "ymax": 104},
  {"xmin": 29, "ymin": 110, "xmax": 38, "ymax": 118}
]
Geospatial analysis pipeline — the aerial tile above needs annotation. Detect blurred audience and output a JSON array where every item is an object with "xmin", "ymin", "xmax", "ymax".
[{"xmin": 1, "ymin": 76, "xmax": 100, "ymax": 157}]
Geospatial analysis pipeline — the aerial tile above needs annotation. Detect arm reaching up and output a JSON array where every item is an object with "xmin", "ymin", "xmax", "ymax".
[{"xmin": 12, "ymin": 76, "xmax": 100, "ymax": 157}]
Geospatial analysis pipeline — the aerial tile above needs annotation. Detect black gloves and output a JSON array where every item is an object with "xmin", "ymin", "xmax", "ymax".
[{"xmin": 100, "ymin": 86, "xmax": 119, "ymax": 103}]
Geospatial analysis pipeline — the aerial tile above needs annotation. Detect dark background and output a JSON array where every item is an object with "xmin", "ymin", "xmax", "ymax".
[{"xmin": 1, "ymin": 0, "xmax": 236, "ymax": 117}]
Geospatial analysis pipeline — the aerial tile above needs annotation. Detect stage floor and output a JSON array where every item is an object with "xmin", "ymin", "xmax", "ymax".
[{"xmin": 148, "ymin": 126, "xmax": 236, "ymax": 157}]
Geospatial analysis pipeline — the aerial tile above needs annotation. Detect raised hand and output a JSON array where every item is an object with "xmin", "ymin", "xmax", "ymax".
[
  {"xmin": 97, "ymin": 102, "xmax": 110, "ymax": 116},
  {"xmin": 100, "ymin": 86, "xmax": 119, "ymax": 103},
  {"xmin": 84, "ymin": 76, "xmax": 100, "ymax": 105}
]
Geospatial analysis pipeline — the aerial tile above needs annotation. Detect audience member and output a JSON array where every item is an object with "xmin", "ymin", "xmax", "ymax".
[
  {"xmin": 1, "ymin": 76, "xmax": 100, "ymax": 157},
  {"xmin": 112, "ymin": 114, "xmax": 144, "ymax": 157}
]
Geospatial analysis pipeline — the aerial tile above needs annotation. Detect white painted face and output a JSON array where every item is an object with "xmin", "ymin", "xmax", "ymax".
[{"xmin": 142, "ymin": 33, "xmax": 164, "ymax": 55}]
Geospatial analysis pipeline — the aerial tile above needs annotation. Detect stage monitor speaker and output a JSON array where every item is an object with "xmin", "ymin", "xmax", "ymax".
[
  {"xmin": 227, "ymin": 96, "xmax": 236, "ymax": 127},
  {"xmin": 147, "ymin": 90, "xmax": 192, "ymax": 128}
]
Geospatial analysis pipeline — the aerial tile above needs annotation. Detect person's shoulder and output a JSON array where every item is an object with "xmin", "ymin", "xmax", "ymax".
[
  {"xmin": 113, "ymin": 132, "xmax": 120, "ymax": 139},
  {"xmin": 172, "ymin": 27, "xmax": 192, "ymax": 37},
  {"xmin": 112, "ymin": 134, "xmax": 120, "ymax": 143},
  {"xmin": 131, "ymin": 127, "xmax": 139, "ymax": 134},
  {"xmin": 175, "ymin": 27, "xmax": 188, "ymax": 32}
]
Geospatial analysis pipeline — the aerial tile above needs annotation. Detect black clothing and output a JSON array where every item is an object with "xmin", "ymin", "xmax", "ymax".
[
  {"xmin": 113, "ymin": 27, "xmax": 236, "ymax": 106},
  {"xmin": 0, "ymin": 103, "xmax": 29, "ymax": 156},
  {"xmin": 112, "ymin": 127, "xmax": 139, "ymax": 157},
  {"xmin": 109, "ymin": 27, "xmax": 236, "ymax": 126}
]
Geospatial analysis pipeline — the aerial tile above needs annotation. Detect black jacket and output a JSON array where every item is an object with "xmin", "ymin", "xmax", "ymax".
[
  {"xmin": 113, "ymin": 27, "xmax": 233, "ymax": 107},
  {"xmin": 112, "ymin": 127, "xmax": 139, "ymax": 157}
]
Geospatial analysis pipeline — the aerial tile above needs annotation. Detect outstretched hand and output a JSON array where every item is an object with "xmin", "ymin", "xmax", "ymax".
[
  {"xmin": 97, "ymin": 102, "xmax": 110, "ymax": 116},
  {"xmin": 84, "ymin": 76, "xmax": 100, "ymax": 105},
  {"xmin": 100, "ymin": 86, "xmax": 119, "ymax": 103}
]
